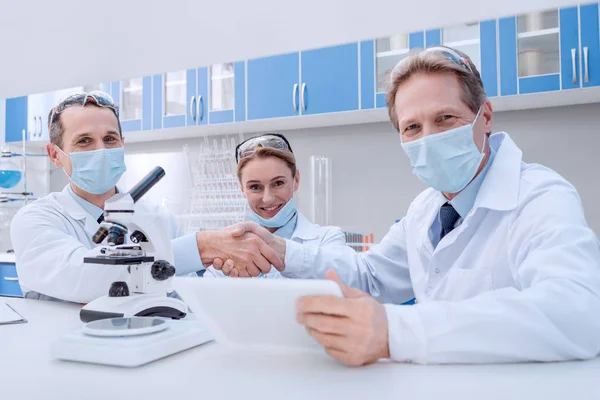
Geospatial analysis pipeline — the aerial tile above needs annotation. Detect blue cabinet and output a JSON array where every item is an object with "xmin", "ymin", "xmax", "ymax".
[
  {"xmin": 499, "ymin": 7, "xmax": 584, "ymax": 95},
  {"xmin": 152, "ymin": 64, "xmax": 248, "ymax": 129},
  {"xmin": 0, "ymin": 263, "xmax": 22, "ymax": 298},
  {"xmin": 580, "ymin": 3, "xmax": 600, "ymax": 88},
  {"xmin": 110, "ymin": 77, "xmax": 152, "ymax": 132},
  {"xmin": 247, "ymin": 52, "xmax": 300, "ymax": 120},
  {"xmin": 360, "ymin": 40, "xmax": 375, "ymax": 110},
  {"xmin": 247, "ymin": 44, "xmax": 360, "ymax": 120},
  {"xmin": 5, "ymin": 97, "xmax": 28, "ymax": 143},
  {"xmin": 301, "ymin": 43, "xmax": 359, "ymax": 115}
]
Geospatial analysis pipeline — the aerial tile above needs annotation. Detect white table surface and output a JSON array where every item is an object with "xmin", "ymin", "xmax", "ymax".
[
  {"xmin": 0, "ymin": 253, "xmax": 16, "ymax": 263},
  {"xmin": 1, "ymin": 297, "xmax": 599, "ymax": 400}
]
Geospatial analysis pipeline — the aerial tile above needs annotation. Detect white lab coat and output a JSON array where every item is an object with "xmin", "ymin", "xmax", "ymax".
[
  {"xmin": 10, "ymin": 185, "xmax": 200, "ymax": 304},
  {"xmin": 204, "ymin": 212, "xmax": 347, "ymax": 278},
  {"xmin": 283, "ymin": 132, "xmax": 600, "ymax": 364}
]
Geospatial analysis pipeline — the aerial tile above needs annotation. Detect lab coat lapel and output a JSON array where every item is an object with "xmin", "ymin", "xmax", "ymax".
[{"xmin": 56, "ymin": 184, "xmax": 101, "ymax": 238}]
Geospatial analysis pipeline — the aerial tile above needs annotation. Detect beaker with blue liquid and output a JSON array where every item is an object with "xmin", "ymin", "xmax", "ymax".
[{"xmin": 0, "ymin": 149, "xmax": 22, "ymax": 189}]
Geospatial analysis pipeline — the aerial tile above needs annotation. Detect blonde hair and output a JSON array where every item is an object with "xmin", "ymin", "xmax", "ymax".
[
  {"xmin": 236, "ymin": 147, "xmax": 297, "ymax": 181},
  {"xmin": 386, "ymin": 46, "xmax": 487, "ymax": 132}
]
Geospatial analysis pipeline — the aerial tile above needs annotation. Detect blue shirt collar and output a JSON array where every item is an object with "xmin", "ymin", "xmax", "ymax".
[
  {"xmin": 448, "ymin": 145, "xmax": 497, "ymax": 219},
  {"xmin": 67, "ymin": 185, "xmax": 104, "ymax": 221}
]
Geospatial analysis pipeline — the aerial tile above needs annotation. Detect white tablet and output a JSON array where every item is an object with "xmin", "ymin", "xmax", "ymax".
[{"xmin": 172, "ymin": 277, "xmax": 343, "ymax": 352}]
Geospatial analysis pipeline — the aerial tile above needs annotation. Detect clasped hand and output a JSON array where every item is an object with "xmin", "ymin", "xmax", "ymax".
[{"xmin": 198, "ymin": 222, "xmax": 283, "ymax": 277}]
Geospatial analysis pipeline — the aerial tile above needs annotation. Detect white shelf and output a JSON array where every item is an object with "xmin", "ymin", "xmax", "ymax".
[
  {"xmin": 444, "ymin": 38, "xmax": 480, "ymax": 47},
  {"xmin": 376, "ymin": 48, "xmax": 410, "ymax": 58},
  {"xmin": 517, "ymin": 27, "xmax": 559, "ymax": 39}
]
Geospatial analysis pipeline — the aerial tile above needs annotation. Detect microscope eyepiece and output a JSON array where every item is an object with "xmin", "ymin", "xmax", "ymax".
[{"xmin": 128, "ymin": 166, "xmax": 166, "ymax": 203}]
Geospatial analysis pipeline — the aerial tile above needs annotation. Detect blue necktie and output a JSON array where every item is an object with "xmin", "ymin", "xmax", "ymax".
[{"xmin": 439, "ymin": 203, "xmax": 460, "ymax": 240}]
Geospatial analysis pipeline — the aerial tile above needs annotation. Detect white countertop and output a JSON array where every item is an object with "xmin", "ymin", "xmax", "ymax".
[
  {"xmin": 0, "ymin": 252, "xmax": 16, "ymax": 263},
  {"xmin": 1, "ymin": 297, "xmax": 599, "ymax": 400}
]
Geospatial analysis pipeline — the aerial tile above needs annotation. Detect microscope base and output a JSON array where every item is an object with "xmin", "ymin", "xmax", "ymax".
[
  {"xmin": 80, "ymin": 294, "xmax": 188, "ymax": 323},
  {"xmin": 51, "ymin": 319, "xmax": 214, "ymax": 367}
]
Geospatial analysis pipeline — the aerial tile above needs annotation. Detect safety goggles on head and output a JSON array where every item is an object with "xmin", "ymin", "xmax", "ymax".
[
  {"xmin": 49, "ymin": 90, "xmax": 119, "ymax": 125},
  {"xmin": 235, "ymin": 133, "xmax": 293, "ymax": 163},
  {"xmin": 423, "ymin": 46, "xmax": 474, "ymax": 74}
]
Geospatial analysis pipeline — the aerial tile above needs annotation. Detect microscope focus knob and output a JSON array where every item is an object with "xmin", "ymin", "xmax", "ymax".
[
  {"xmin": 109, "ymin": 281, "xmax": 130, "ymax": 297},
  {"xmin": 130, "ymin": 230, "xmax": 147, "ymax": 244},
  {"xmin": 151, "ymin": 260, "xmax": 176, "ymax": 281}
]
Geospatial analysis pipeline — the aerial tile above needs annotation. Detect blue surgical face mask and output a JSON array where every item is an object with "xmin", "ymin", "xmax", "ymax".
[
  {"xmin": 401, "ymin": 107, "xmax": 485, "ymax": 193},
  {"xmin": 58, "ymin": 147, "xmax": 127, "ymax": 194},
  {"xmin": 249, "ymin": 198, "xmax": 298, "ymax": 228}
]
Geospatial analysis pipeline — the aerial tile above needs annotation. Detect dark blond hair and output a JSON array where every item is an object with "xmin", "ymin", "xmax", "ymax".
[
  {"xmin": 236, "ymin": 147, "xmax": 297, "ymax": 181},
  {"xmin": 386, "ymin": 46, "xmax": 487, "ymax": 132}
]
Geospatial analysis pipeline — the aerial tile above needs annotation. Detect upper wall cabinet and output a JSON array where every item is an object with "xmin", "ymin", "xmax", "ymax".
[
  {"xmin": 436, "ymin": 20, "xmax": 498, "ymax": 97},
  {"xmin": 247, "ymin": 43, "xmax": 359, "ymax": 120},
  {"xmin": 247, "ymin": 52, "xmax": 299, "ymax": 120},
  {"xmin": 371, "ymin": 21, "xmax": 498, "ymax": 109},
  {"xmin": 300, "ymin": 43, "xmax": 359, "ymax": 115},
  {"xmin": 152, "ymin": 62, "xmax": 245, "ymax": 129},
  {"xmin": 499, "ymin": 5, "xmax": 600, "ymax": 95},
  {"xmin": 152, "ymin": 69, "xmax": 200, "ymax": 129},
  {"xmin": 5, "ymin": 97, "xmax": 28, "ymax": 143},
  {"xmin": 109, "ymin": 78, "xmax": 152, "ymax": 133},
  {"xmin": 373, "ymin": 32, "xmax": 424, "ymax": 108}
]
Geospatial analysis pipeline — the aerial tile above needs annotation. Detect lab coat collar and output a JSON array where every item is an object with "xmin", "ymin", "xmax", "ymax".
[
  {"xmin": 57, "ymin": 185, "xmax": 89, "ymax": 221},
  {"xmin": 291, "ymin": 212, "xmax": 320, "ymax": 241},
  {"xmin": 56, "ymin": 184, "xmax": 100, "ymax": 237},
  {"xmin": 57, "ymin": 184, "xmax": 123, "ymax": 237},
  {"xmin": 474, "ymin": 132, "xmax": 522, "ymax": 212}
]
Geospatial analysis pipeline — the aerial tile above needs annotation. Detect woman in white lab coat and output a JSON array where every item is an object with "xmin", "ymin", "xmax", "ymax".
[{"xmin": 204, "ymin": 133, "xmax": 346, "ymax": 278}]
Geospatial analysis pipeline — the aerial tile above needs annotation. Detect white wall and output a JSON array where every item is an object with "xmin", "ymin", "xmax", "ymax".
[
  {"xmin": 0, "ymin": 0, "xmax": 580, "ymax": 98},
  {"xmin": 48, "ymin": 102, "xmax": 600, "ymax": 242}
]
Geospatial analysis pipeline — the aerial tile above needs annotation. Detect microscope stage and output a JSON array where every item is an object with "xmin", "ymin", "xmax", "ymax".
[{"xmin": 83, "ymin": 255, "xmax": 155, "ymax": 265}]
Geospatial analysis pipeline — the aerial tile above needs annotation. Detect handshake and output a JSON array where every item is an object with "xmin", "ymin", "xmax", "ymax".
[{"xmin": 195, "ymin": 222, "xmax": 288, "ymax": 277}]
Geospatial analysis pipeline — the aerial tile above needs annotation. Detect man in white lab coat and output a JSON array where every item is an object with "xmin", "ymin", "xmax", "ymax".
[
  {"xmin": 10, "ymin": 91, "xmax": 282, "ymax": 304},
  {"xmin": 215, "ymin": 46, "xmax": 600, "ymax": 366}
]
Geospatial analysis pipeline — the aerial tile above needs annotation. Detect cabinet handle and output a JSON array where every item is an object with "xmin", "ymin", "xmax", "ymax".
[
  {"xmin": 3, "ymin": 277, "xmax": 18, "ymax": 281},
  {"xmin": 37, "ymin": 116, "xmax": 42, "ymax": 138},
  {"xmin": 292, "ymin": 83, "xmax": 298, "ymax": 112},
  {"xmin": 584, "ymin": 46, "xmax": 589, "ymax": 83},
  {"xmin": 571, "ymin": 48, "xmax": 577, "ymax": 85},
  {"xmin": 30, "ymin": 117, "xmax": 36, "ymax": 139},
  {"xmin": 300, "ymin": 83, "xmax": 307, "ymax": 112},
  {"xmin": 197, "ymin": 95, "xmax": 204, "ymax": 122},
  {"xmin": 189, "ymin": 96, "xmax": 197, "ymax": 122}
]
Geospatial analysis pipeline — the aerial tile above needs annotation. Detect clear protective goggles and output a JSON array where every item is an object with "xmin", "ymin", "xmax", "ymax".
[
  {"xmin": 49, "ymin": 90, "xmax": 119, "ymax": 126},
  {"xmin": 391, "ymin": 46, "xmax": 475, "ymax": 78},
  {"xmin": 235, "ymin": 133, "xmax": 293, "ymax": 163},
  {"xmin": 424, "ymin": 46, "xmax": 475, "ymax": 74}
]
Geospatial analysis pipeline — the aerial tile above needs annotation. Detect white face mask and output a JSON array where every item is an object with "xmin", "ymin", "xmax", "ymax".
[{"xmin": 401, "ymin": 107, "xmax": 485, "ymax": 193}]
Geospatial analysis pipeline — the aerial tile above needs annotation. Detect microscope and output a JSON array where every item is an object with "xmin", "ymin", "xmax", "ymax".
[{"xmin": 80, "ymin": 166, "xmax": 188, "ymax": 323}]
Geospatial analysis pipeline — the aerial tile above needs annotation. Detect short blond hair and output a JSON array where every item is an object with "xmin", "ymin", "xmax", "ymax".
[
  {"xmin": 236, "ymin": 147, "xmax": 297, "ymax": 181},
  {"xmin": 386, "ymin": 46, "xmax": 487, "ymax": 132}
]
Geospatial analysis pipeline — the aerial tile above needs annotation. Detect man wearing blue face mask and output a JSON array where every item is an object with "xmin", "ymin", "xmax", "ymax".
[
  {"xmin": 217, "ymin": 46, "xmax": 600, "ymax": 367},
  {"xmin": 10, "ymin": 91, "xmax": 282, "ymax": 303}
]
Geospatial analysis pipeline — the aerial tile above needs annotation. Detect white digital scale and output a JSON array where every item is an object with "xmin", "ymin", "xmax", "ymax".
[{"xmin": 51, "ymin": 317, "xmax": 214, "ymax": 367}]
